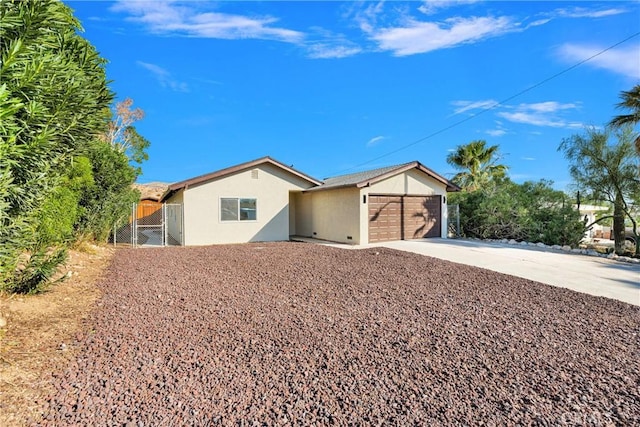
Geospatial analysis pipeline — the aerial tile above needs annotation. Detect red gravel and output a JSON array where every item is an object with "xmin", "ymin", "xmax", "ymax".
[{"xmin": 42, "ymin": 242, "xmax": 639, "ymax": 425}]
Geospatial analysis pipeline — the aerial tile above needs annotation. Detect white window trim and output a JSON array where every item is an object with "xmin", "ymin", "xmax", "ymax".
[{"xmin": 219, "ymin": 197, "xmax": 258, "ymax": 222}]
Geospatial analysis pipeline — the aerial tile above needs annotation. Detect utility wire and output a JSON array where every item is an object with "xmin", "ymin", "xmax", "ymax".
[{"xmin": 330, "ymin": 30, "xmax": 640, "ymax": 176}]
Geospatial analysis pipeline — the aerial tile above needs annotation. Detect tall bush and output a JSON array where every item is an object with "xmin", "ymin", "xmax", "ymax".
[{"xmin": 0, "ymin": 0, "xmax": 112, "ymax": 291}]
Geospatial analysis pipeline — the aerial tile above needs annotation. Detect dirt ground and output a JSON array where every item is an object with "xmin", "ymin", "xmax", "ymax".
[{"xmin": 0, "ymin": 244, "xmax": 114, "ymax": 426}]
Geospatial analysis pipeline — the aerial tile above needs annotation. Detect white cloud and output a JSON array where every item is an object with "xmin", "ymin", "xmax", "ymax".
[
  {"xmin": 451, "ymin": 99, "xmax": 499, "ymax": 115},
  {"xmin": 521, "ymin": 157, "xmax": 536, "ymax": 161},
  {"xmin": 307, "ymin": 44, "xmax": 362, "ymax": 59},
  {"xmin": 305, "ymin": 28, "xmax": 362, "ymax": 59},
  {"xmin": 137, "ymin": 61, "xmax": 189, "ymax": 92},
  {"xmin": 497, "ymin": 102, "xmax": 583, "ymax": 129},
  {"xmin": 352, "ymin": 1, "xmax": 386, "ymax": 34},
  {"xmin": 521, "ymin": 101, "xmax": 578, "ymax": 113},
  {"xmin": 453, "ymin": 99, "xmax": 584, "ymax": 129},
  {"xmin": 486, "ymin": 129, "xmax": 506, "ymax": 137},
  {"xmin": 367, "ymin": 135, "xmax": 385, "ymax": 147},
  {"xmin": 369, "ymin": 15, "xmax": 518, "ymax": 56},
  {"xmin": 112, "ymin": 1, "xmax": 304, "ymax": 43},
  {"xmin": 552, "ymin": 7, "xmax": 627, "ymax": 19},
  {"xmin": 557, "ymin": 43, "xmax": 640, "ymax": 79},
  {"xmin": 418, "ymin": 0, "xmax": 481, "ymax": 16}
]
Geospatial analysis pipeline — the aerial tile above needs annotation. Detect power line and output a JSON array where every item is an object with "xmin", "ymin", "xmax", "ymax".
[{"xmin": 330, "ymin": 30, "xmax": 640, "ymax": 176}]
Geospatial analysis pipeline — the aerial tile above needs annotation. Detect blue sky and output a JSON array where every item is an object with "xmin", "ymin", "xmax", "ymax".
[{"xmin": 66, "ymin": 1, "xmax": 640, "ymax": 189}]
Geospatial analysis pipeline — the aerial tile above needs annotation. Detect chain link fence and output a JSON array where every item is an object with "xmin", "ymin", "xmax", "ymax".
[{"xmin": 111, "ymin": 202, "xmax": 183, "ymax": 247}]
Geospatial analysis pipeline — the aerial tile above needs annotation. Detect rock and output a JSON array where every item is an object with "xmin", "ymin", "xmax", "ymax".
[
  {"xmin": 0, "ymin": 317, "xmax": 7, "ymax": 328},
  {"xmin": 551, "ymin": 245, "xmax": 561, "ymax": 250},
  {"xmin": 536, "ymin": 242, "xmax": 546, "ymax": 248},
  {"xmin": 39, "ymin": 243, "xmax": 640, "ymax": 425},
  {"xmin": 562, "ymin": 245, "xmax": 572, "ymax": 251}
]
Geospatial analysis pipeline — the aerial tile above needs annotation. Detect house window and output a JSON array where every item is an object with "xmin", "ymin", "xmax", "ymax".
[{"xmin": 221, "ymin": 198, "xmax": 257, "ymax": 221}]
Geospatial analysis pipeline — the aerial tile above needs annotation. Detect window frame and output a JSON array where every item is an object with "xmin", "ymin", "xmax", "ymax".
[{"xmin": 219, "ymin": 197, "xmax": 257, "ymax": 222}]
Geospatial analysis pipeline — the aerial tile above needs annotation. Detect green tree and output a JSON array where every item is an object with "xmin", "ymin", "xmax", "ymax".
[
  {"xmin": 101, "ymin": 98, "xmax": 150, "ymax": 168},
  {"xmin": 609, "ymin": 84, "xmax": 640, "ymax": 157},
  {"xmin": 0, "ymin": 0, "xmax": 112, "ymax": 291},
  {"xmin": 446, "ymin": 140, "xmax": 508, "ymax": 191},
  {"xmin": 559, "ymin": 126, "xmax": 640, "ymax": 255},
  {"xmin": 76, "ymin": 142, "xmax": 140, "ymax": 242}
]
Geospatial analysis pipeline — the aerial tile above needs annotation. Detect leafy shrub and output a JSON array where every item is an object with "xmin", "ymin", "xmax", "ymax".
[
  {"xmin": 450, "ymin": 180, "xmax": 585, "ymax": 247},
  {"xmin": 4, "ymin": 249, "xmax": 67, "ymax": 294},
  {"xmin": 36, "ymin": 157, "xmax": 94, "ymax": 246}
]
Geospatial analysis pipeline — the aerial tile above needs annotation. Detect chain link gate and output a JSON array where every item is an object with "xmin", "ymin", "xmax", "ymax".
[{"xmin": 111, "ymin": 202, "xmax": 183, "ymax": 247}]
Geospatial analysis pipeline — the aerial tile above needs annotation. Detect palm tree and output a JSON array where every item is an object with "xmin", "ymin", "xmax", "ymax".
[
  {"xmin": 446, "ymin": 140, "xmax": 508, "ymax": 191},
  {"xmin": 610, "ymin": 84, "xmax": 640, "ymax": 156}
]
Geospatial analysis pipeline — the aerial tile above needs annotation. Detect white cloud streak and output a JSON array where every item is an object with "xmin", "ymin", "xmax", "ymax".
[
  {"xmin": 451, "ymin": 99, "xmax": 499, "ymax": 115},
  {"xmin": 369, "ymin": 16, "xmax": 518, "ymax": 56},
  {"xmin": 452, "ymin": 99, "xmax": 585, "ymax": 129},
  {"xmin": 557, "ymin": 43, "xmax": 640, "ymax": 79},
  {"xmin": 112, "ymin": 1, "xmax": 304, "ymax": 43},
  {"xmin": 551, "ymin": 7, "xmax": 627, "ymax": 19},
  {"xmin": 137, "ymin": 61, "xmax": 189, "ymax": 92},
  {"xmin": 486, "ymin": 129, "xmax": 506, "ymax": 137},
  {"xmin": 367, "ymin": 135, "xmax": 385, "ymax": 147},
  {"xmin": 497, "ymin": 102, "xmax": 583, "ymax": 129},
  {"xmin": 307, "ymin": 44, "xmax": 362, "ymax": 59},
  {"xmin": 418, "ymin": 0, "xmax": 481, "ymax": 16}
]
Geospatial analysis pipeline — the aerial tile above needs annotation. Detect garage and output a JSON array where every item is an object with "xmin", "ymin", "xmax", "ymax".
[{"xmin": 369, "ymin": 195, "xmax": 441, "ymax": 243}]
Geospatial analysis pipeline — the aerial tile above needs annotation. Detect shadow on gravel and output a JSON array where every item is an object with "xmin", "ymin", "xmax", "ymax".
[{"xmin": 42, "ymin": 243, "xmax": 640, "ymax": 425}]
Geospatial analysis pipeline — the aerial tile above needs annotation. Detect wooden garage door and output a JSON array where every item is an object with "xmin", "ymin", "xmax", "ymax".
[{"xmin": 368, "ymin": 195, "xmax": 441, "ymax": 243}]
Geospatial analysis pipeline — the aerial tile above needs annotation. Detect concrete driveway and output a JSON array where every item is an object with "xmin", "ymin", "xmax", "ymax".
[{"xmin": 377, "ymin": 239, "xmax": 639, "ymax": 306}]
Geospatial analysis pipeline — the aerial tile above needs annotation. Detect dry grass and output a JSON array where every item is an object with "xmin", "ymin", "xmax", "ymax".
[{"xmin": 0, "ymin": 244, "xmax": 114, "ymax": 426}]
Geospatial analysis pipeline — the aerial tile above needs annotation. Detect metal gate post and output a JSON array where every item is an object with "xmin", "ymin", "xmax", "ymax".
[
  {"xmin": 132, "ymin": 202, "xmax": 137, "ymax": 247},
  {"xmin": 162, "ymin": 203, "xmax": 167, "ymax": 247}
]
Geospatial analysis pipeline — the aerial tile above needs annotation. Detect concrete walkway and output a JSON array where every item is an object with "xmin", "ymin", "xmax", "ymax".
[{"xmin": 294, "ymin": 237, "xmax": 639, "ymax": 306}]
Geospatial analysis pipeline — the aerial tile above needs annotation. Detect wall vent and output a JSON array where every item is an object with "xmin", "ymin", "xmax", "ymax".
[{"xmin": 251, "ymin": 169, "xmax": 259, "ymax": 179}]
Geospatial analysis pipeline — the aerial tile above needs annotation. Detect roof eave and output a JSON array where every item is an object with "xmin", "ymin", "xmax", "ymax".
[{"xmin": 303, "ymin": 183, "xmax": 357, "ymax": 193}]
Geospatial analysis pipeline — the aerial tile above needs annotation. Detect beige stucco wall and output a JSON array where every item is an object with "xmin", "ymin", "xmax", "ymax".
[
  {"xmin": 295, "ymin": 188, "xmax": 361, "ymax": 244},
  {"xmin": 359, "ymin": 169, "xmax": 450, "ymax": 244},
  {"xmin": 176, "ymin": 163, "xmax": 315, "ymax": 245}
]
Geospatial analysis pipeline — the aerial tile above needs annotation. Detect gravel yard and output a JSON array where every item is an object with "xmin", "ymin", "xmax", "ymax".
[{"xmin": 43, "ymin": 242, "xmax": 639, "ymax": 425}]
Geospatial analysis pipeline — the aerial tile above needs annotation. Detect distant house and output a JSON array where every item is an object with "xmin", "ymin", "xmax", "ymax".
[
  {"xmin": 161, "ymin": 156, "xmax": 459, "ymax": 246},
  {"xmin": 579, "ymin": 204, "xmax": 610, "ymax": 240}
]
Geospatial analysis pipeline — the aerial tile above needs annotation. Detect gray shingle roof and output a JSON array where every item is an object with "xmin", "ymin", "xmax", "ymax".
[{"xmin": 313, "ymin": 162, "xmax": 416, "ymax": 191}]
